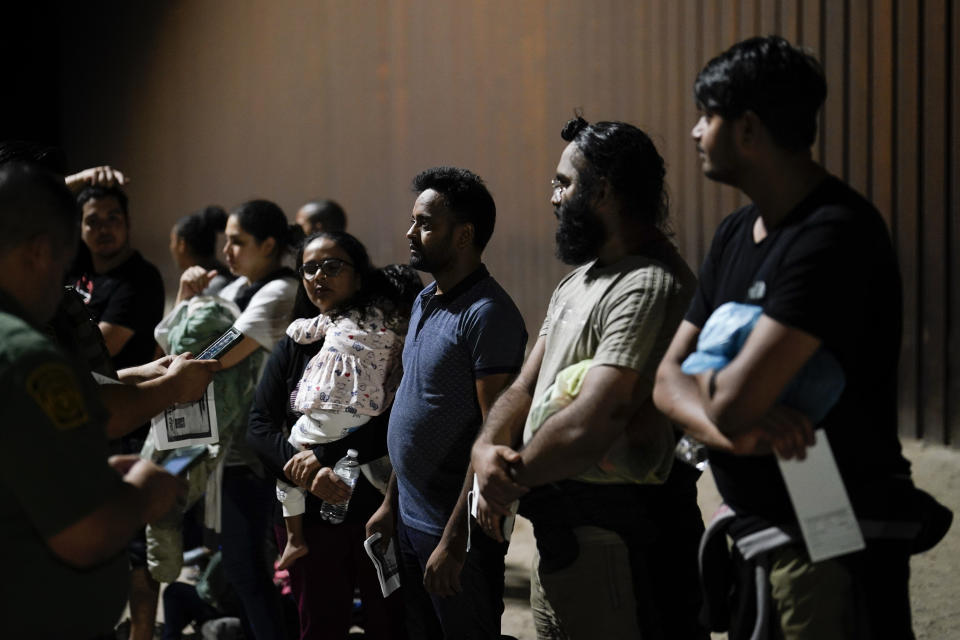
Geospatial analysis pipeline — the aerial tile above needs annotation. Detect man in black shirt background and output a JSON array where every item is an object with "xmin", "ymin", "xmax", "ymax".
[
  {"xmin": 654, "ymin": 36, "xmax": 948, "ymax": 639},
  {"xmin": 74, "ymin": 183, "xmax": 164, "ymax": 374}
]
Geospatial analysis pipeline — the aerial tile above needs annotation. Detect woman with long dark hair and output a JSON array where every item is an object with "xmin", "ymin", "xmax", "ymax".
[
  {"xmin": 169, "ymin": 205, "xmax": 233, "ymax": 295},
  {"xmin": 248, "ymin": 231, "xmax": 419, "ymax": 640},
  {"xmin": 175, "ymin": 199, "xmax": 300, "ymax": 640}
]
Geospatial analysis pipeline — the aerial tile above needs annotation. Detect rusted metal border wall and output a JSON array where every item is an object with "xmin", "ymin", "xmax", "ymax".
[{"xmin": 57, "ymin": 0, "xmax": 957, "ymax": 445}]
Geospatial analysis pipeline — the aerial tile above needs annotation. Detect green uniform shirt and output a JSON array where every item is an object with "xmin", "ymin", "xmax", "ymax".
[{"xmin": 0, "ymin": 289, "xmax": 129, "ymax": 639}]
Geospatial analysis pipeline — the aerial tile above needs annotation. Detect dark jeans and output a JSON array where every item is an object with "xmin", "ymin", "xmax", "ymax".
[
  {"xmin": 396, "ymin": 516, "xmax": 507, "ymax": 640},
  {"xmin": 161, "ymin": 582, "xmax": 220, "ymax": 640},
  {"xmin": 844, "ymin": 541, "xmax": 915, "ymax": 639},
  {"xmin": 274, "ymin": 518, "xmax": 405, "ymax": 640},
  {"xmin": 221, "ymin": 466, "xmax": 286, "ymax": 640}
]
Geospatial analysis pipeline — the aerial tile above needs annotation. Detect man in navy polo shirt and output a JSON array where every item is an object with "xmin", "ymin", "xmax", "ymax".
[{"xmin": 368, "ymin": 166, "xmax": 527, "ymax": 639}]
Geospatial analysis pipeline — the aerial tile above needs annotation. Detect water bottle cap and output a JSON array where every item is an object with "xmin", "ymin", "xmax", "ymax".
[{"xmin": 347, "ymin": 449, "xmax": 358, "ymax": 458}]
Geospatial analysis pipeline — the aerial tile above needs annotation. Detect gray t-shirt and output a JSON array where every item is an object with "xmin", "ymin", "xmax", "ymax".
[{"xmin": 524, "ymin": 246, "xmax": 696, "ymax": 484}]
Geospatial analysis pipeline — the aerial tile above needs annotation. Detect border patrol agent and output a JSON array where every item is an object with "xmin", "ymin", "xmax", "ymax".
[{"xmin": 0, "ymin": 162, "xmax": 182, "ymax": 639}]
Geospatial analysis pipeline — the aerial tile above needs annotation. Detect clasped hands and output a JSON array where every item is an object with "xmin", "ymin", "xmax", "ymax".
[
  {"xmin": 283, "ymin": 450, "xmax": 352, "ymax": 503},
  {"xmin": 469, "ymin": 443, "xmax": 528, "ymax": 543}
]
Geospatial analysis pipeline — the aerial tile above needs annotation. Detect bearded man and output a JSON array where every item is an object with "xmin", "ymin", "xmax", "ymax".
[{"xmin": 471, "ymin": 118, "xmax": 707, "ymax": 639}]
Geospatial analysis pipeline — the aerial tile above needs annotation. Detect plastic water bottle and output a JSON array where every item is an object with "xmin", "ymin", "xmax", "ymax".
[
  {"xmin": 675, "ymin": 435, "xmax": 708, "ymax": 471},
  {"xmin": 320, "ymin": 449, "xmax": 360, "ymax": 524}
]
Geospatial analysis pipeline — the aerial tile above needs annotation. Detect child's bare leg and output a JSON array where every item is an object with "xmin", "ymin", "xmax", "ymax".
[{"xmin": 278, "ymin": 514, "xmax": 309, "ymax": 569}]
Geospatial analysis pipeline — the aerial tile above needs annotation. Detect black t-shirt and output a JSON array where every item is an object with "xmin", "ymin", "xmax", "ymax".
[
  {"xmin": 75, "ymin": 250, "xmax": 165, "ymax": 371},
  {"xmin": 686, "ymin": 176, "xmax": 911, "ymax": 524}
]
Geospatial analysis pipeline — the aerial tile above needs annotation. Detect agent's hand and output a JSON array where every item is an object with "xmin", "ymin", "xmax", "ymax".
[
  {"xmin": 471, "ymin": 442, "xmax": 527, "ymax": 516},
  {"xmin": 107, "ymin": 453, "xmax": 142, "ymax": 476},
  {"xmin": 309, "ymin": 467, "xmax": 352, "ymax": 503},
  {"xmin": 284, "ymin": 450, "xmax": 321, "ymax": 487},
  {"xmin": 65, "ymin": 166, "xmax": 130, "ymax": 193},
  {"xmin": 165, "ymin": 353, "xmax": 221, "ymax": 404},
  {"xmin": 423, "ymin": 536, "xmax": 467, "ymax": 597},
  {"xmin": 118, "ymin": 355, "xmax": 175, "ymax": 383},
  {"xmin": 177, "ymin": 266, "xmax": 219, "ymax": 303},
  {"xmin": 115, "ymin": 457, "xmax": 186, "ymax": 524}
]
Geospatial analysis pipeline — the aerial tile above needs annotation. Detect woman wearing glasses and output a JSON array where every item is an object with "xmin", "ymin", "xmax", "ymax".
[
  {"xmin": 248, "ymin": 231, "xmax": 418, "ymax": 640},
  {"xmin": 175, "ymin": 199, "xmax": 299, "ymax": 640},
  {"xmin": 275, "ymin": 233, "xmax": 405, "ymax": 571}
]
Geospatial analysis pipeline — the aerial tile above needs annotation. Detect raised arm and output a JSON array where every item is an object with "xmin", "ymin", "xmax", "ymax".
[
  {"xmin": 175, "ymin": 265, "xmax": 219, "ymax": 306},
  {"xmin": 64, "ymin": 165, "xmax": 130, "ymax": 193}
]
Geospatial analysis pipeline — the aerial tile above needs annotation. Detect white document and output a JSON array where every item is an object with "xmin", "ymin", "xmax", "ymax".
[
  {"xmin": 777, "ymin": 432, "xmax": 865, "ymax": 562},
  {"xmin": 469, "ymin": 473, "xmax": 517, "ymax": 543},
  {"xmin": 150, "ymin": 386, "xmax": 219, "ymax": 450},
  {"xmin": 364, "ymin": 532, "xmax": 401, "ymax": 597}
]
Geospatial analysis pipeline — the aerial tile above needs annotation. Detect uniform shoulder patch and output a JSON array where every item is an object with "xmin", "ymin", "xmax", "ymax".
[{"xmin": 25, "ymin": 362, "xmax": 89, "ymax": 430}]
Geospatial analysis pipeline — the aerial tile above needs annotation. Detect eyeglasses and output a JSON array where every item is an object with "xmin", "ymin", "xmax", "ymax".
[
  {"xmin": 550, "ymin": 179, "xmax": 567, "ymax": 196},
  {"xmin": 299, "ymin": 258, "xmax": 354, "ymax": 280}
]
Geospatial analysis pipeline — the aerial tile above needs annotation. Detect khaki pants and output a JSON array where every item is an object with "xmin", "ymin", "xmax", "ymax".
[
  {"xmin": 530, "ymin": 526, "xmax": 640, "ymax": 640},
  {"xmin": 768, "ymin": 545, "xmax": 855, "ymax": 640},
  {"xmin": 767, "ymin": 542, "xmax": 914, "ymax": 640}
]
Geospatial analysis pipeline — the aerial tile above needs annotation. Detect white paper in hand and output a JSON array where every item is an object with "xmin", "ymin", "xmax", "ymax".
[
  {"xmin": 364, "ymin": 532, "xmax": 401, "ymax": 597},
  {"xmin": 150, "ymin": 386, "xmax": 219, "ymax": 450},
  {"xmin": 777, "ymin": 432, "xmax": 865, "ymax": 562},
  {"xmin": 469, "ymin": 473, "xmax": 517, "ymax": 543}
]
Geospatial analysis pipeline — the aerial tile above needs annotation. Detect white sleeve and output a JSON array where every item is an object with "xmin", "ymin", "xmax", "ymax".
[{"xmin": 232, "ymin": 279, "xmax": 298, "ymax": 352}]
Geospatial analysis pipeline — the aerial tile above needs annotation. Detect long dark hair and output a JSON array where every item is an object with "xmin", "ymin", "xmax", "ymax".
[
  {"xmin": 231, "ymin": 199, "xmax": 299, "ymax": 258},
  {"xmin": 175, "ymin": 205, "xmax": 227, "ymax": 260},
  {"xmin": 561, "ymin": 114, "xmax": 669, "ymax": 231},
  {"xmin": 291, "ymin": 231, "xmax": 422, "ymax": 327}
]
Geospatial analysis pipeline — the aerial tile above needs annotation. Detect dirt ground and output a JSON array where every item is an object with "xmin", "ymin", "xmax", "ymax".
[
  {"xmin": 149, "ymin": 438, "xmax": 955, "ymax": 638},
  {"xmin": 499, "ymin": 438, "xmax": 960, "ymax": 640}
]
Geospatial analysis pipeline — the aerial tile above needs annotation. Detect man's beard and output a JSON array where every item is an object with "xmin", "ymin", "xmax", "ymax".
[
  {"xmin": 409, "ymin": 230, "xmax": 454, "ymax": 274},
  {"xmin": 408, "ymin": 250, "xmax": 429, "ymax": 272},
  {"xmin": 90, "ymin": 239, "xmax": 126, "ymax": 262},
  {"xmin": 554, "ymin": 189, "xmax": 606, "ymax": 265}
]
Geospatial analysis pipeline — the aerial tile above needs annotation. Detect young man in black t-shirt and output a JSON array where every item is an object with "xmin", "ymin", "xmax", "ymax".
[
  {"xmin": 74, "ymin": 184, "xmax": 164, "ymax": 374},
  {"xmin": 654, "ymin": 36, "xmax": 942, "ymax": 639}
]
